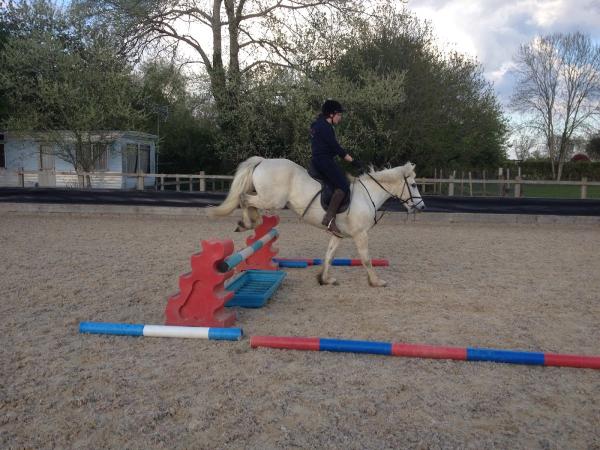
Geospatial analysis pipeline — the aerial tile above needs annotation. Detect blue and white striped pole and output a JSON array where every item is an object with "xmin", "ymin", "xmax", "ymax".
[
  {"xmin": 79, "ymin": 322, "xmax": 243, "ymax": 340},
  {"xmin": 217, "ymin": 228, "xmax": 279, "ymax": 273}
]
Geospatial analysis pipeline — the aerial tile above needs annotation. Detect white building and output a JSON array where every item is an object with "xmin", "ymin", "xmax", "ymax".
[{"xmin": 0, "ymin": 131, "xmax": 157, "ymax": 189}]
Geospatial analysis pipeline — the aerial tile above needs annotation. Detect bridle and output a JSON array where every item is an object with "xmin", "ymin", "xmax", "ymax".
[{"xmin": 358, "ymin": 172, "xmax": 424, "ymax": 225}]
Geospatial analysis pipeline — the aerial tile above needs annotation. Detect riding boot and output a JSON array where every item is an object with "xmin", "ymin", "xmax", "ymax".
[{"xmin": 321, "ymin": 189, "xmax": 346, "ymax": 236}]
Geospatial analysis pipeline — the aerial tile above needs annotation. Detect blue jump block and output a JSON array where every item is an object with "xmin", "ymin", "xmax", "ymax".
[{"xmin": 225, "ymin": 270, "xmax": 286, "ymax": 308}]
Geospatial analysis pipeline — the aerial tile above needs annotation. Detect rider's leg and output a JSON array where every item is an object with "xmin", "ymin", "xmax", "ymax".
[
  {"xmin": 311, "ymin": 157, "xmax": 350, "ymax": 236},
  {"xmin": 321, "ymin": 188, "xmax": 346, "ymax": 235}
]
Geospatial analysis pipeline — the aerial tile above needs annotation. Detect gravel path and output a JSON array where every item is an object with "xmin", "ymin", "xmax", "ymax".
[{"xmin": 1, "ymin": 211, "xmax": 599, "ymax": 449}]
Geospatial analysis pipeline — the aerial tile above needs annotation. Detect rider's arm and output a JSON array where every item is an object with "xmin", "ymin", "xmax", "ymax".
[{"xmin": 319, "ymin": 121, "xmax": 348, "ymax": 159}]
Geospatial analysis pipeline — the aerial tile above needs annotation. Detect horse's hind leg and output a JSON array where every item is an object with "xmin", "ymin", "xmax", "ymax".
[
  {"xmin": 318, "ymin": 235, "xmax": 342, "ymax": 286},
  {"xmin": 235, "ymin": 194, "xmax": 261, "ymax": 232},
  {"xmin": 353, "ymin": 231, "xmax": 387, "ymax": 287}
]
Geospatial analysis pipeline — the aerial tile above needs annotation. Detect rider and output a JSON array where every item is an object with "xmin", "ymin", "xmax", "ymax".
[{"xmin": 310, "ymin": 99, "xmax": 359, "ymax": 236}]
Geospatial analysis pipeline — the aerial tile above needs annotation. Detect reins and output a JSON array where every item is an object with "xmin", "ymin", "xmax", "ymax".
[
  {"xmin": 361, "ymin": 172, "xmax": 423, "ymax": 225},
  {"xmin": 301, "ymin": 190, "xmax": 321, "ymax": 219}
]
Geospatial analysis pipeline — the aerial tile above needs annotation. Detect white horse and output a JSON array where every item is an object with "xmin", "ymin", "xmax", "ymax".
[{"xmin": 209, "ymin": 156, "xmax": 425, "ymax": 287}]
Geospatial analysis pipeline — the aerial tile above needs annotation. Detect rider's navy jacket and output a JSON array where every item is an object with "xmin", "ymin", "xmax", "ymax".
[{"xmin": 310, "ymin": 115, "xmax": 348, "ymax": 160}]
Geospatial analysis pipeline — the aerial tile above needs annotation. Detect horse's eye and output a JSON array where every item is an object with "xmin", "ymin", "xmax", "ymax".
[{"xmin": 411, "ymin": 183, "xmax": 417, "ymax": 188}]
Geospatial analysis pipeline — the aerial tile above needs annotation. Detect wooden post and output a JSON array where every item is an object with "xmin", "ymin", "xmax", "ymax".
[
  {"xmin": 18, "ymin": 168, "xmax": 25, "ymax": 187},
  {"xmin": 498, "ymin": 168, "xmax": 504, "ymax": 196},
  {"xmin": 160, "ymin": 175, "xmax": 164, "ymax": 191},
  {"xmin": 468, "ymin": 172, "xmax": 473, "ymax": 196},
  {"xmin": 483, "ymin": 170, "xmax": 486, "ymax": 196},
  {"xmin": 176, "ymin": 175, "xmax": 180, "ymax": 192},
  {"xmin": 137, "ymin": 172, "xmax": 144, "ymax": 190},
  {"xmin": 199, "ymin": 171, "xmax": 206, "ymax": 192},
  {"xmin": 433, "ymin": 168, "xmax": 437, "ymax": 194},
  {"xmin": 460, "ymin": 171, "xmax": 464, "ymax": 196},
  {"xmin": 514, "ymin": 176, "xmax": 521, "ymax": 198},
  {"xmin": 448, "ymin": 172, "xmax": 455, "ymax": 196},
  {"xmin": 581, "ymin": 177, "xmax": 588, "ymax": 199},
  {"xmin": 189, "ymin": 177, "xmax": 193, "ymax": 192}
]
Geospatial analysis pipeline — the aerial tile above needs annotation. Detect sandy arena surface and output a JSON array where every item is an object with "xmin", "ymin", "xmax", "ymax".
[{"xmin": 1, "ymin": 210, "xmax": 599, "ymax": 449}]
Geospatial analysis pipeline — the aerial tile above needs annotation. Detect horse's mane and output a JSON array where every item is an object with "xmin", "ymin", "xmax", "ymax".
[{"xmin": 348, "ymin": 162, "xmax": 415, "ymax": 183}]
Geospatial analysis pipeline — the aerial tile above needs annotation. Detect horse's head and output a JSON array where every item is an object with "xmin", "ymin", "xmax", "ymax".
[
  {"xmin": 397, "ymin": 162, "xmax": 425, "ymax": 212},
  {"xmin": 363, "ymin": 162, "xmax": 426, "ymax": 213}
]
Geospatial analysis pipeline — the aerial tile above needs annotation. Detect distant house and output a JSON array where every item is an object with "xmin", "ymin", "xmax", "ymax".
[
  {"xmin": 571, "ymin": 153, "xmax": 590, "ymax": 162},
  {"xmin": 0, "ymin": 131, "xmax": 157, "ymax": 189}
]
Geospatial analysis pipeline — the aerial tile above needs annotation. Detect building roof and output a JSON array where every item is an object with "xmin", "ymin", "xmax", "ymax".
[{"xmin": 2, "ymin": 130, "xmax": 157, "ymax": 142}]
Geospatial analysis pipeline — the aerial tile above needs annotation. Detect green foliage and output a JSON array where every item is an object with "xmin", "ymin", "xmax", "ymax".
[
  {"xmin": 215, "ymin": 7, "xmax": 507, "ymax": 174},
  {"xmin": 328, "ymin": 9, "xmax": 507, "ymax": 172},
  {"xmin": 212, "ymin": 70, "xmax": 314, "ymax": 168},
  {"xmin": 212, "ymin": 64, "xmax": 408, "ymax": 171},
  {"xmin": 0, "ymin": 0, "xmax": 146, "ymax": 172},
  {"xmin": 1, "ymin": 2, "xmax": 509, "ymax": 176},
  {"xmin": 315, "ymin": 69, "xmax": 407, "ymax": 167},
  {"xmin": 586, "ymin": 134, "xmax": 600, "ymax": 159},
  {"xmin": 503, "ymin": 160, "xmax": 600, "ymax": 181},
  {"xmin": 137, "ymin": 61, "xmax": 220, "ymax": 173}
]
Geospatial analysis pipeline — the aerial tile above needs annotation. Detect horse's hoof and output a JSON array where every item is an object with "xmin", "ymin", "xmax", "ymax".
[
  {"xmin": 317, "ymin": 273, "xmax": 338, "ymax": 286},
  {"xmin": 369, "ymin": 279, "xmax": 387, "ymax": 287},
  {"xmin": 235, "ymin": 220, "xmax": 248, "ymax": 232}
]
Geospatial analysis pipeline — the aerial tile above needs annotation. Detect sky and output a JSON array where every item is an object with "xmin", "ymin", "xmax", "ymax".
[{"xmin": 407, "ymin": 0, "xmax": 600, "ymax": 111}]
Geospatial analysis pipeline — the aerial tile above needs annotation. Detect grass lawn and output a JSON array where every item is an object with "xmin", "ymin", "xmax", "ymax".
[
  {"xmin": 519, "ymin": 184, "xmax": 600, "ymax": 199},
  {"xmin": 421, "ymin": 182, "xmax": 600, "ymax": 199}
]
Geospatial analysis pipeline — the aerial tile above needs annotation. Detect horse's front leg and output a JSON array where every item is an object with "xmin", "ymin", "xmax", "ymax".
[
  {"xmin": 353, "ymin": 231, "xmax": 387, "ymax": 287},
  {"xmin": 318, "ymin": 235, "xmax": 342, "ymax": 286}
]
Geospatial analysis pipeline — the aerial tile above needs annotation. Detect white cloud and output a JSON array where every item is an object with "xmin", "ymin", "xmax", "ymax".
[{"xmin": 407, "ymin": 0, "xmax": 600, "ymax": 107}]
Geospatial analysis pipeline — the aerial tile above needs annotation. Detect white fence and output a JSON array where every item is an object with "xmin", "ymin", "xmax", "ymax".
[
  {"xmin": 0, "ymin": 170, "xmax": 230, "ymax": 191},
  {"xmin": 1, "ymin": 169, "xmax": 599, "ymax": 199}
]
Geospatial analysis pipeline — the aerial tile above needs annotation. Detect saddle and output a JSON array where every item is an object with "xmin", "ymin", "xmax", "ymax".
[{"xmin": 307, "ymin": 161, "xmax": 351, "ymax": 213}]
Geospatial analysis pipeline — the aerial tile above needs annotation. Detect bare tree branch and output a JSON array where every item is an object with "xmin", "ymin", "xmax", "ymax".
[{"xmin": 510, "ymin": 32, "xmax": 600, "ymax": 179}]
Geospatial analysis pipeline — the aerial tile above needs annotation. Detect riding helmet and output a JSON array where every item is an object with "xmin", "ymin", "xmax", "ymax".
[{"xmin": 321, "ymin": 99, "xmax": 345, "ymax": 116}]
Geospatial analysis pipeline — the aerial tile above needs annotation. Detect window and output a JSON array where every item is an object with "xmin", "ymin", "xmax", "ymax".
[
  {"xmin": 125, "ymin": 143, "xmax": 138, "ymax": 173},
  {"xmin": 0, "ymin": 134, "xmax": 4, "ymax": 168},
  {"xmin": 93, "ymin": 144, "xmax": 109, "ymax": 171},
  {"xmin": 39, "ymin": 145, "xmax": 55, "ymax": 170},
  {"xmin": 124, "ymin": 143, "xmax": 151, "ymax": 173},
  {"xmin": 139, "ymin": 145, "xmax": 150, "ymax": 173}
]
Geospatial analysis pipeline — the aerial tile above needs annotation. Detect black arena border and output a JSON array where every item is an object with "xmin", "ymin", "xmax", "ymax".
[{"xmin": 1, "ymin": 187, "xmax": 600, "ymax": 216}]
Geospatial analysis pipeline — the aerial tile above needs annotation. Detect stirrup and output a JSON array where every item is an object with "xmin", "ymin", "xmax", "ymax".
[{"xmin": 326, "ymin": 218, "xmax": 344, "ymax": 238}]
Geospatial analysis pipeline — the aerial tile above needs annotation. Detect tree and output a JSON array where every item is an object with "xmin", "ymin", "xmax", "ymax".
[
  {"xmin": 199, "ymin": 5, "xmax": 507, "ymax": 172},
  {"xmin": 87, "ymin": 0, "xmax": 364, "ymax": 125},
  {"xmin": 510, "ymin": 126, "xmax": 538, "ymax": 160},
  {"xmin": 138, "ymin": 60, "xmax": 220, "ymax": 173},
  {"xmin": 0, "ymin": 0, "xmax": 146, "ymax": 180},
  {"xmin": 325, "ymin": 7, "xmax": 507, "ymax": 172},
  {"xmin": 511, "ymin": 32, "xmax": 600, "ymax": 180},
  {"xmin": 586, "ymin": 133, "xmax": 600, "ymax": 160}
]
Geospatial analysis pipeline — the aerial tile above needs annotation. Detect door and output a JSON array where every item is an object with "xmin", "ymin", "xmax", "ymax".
[{"xmin": 38, "ymin": 145, "xmax": 56, "ymax": 187}]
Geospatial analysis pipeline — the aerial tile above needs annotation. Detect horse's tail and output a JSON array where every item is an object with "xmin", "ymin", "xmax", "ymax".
[{"xmin": 208, "ymin": 156, "xmax": 264, "ymax": 217}]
